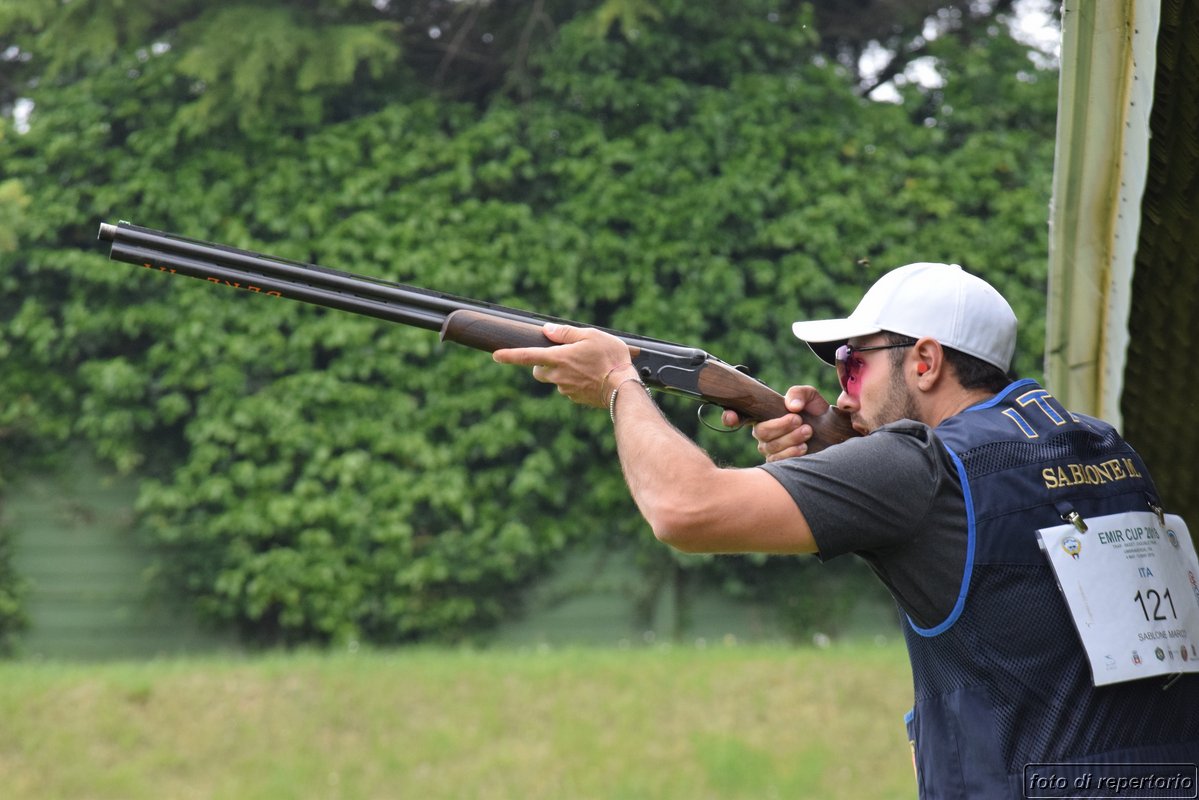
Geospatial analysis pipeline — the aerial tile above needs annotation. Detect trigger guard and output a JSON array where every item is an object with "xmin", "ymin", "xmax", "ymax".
[{"xmin": 697, "ymin": 403, "xmax": 746, "ymax": 433}]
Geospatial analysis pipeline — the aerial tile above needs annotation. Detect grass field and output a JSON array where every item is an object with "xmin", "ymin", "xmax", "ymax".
[{"xmin": 0, "ymin": 641, "xmax": 917, "ymax": 799}]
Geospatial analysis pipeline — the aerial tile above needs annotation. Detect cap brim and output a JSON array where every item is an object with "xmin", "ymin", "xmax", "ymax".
[{"xmin": 791, "ymin": 318, "xmax": 882, "ymax": 366}]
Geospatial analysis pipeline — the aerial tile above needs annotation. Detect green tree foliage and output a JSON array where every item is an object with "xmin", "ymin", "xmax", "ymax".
[
  {"xmin": 0, "ymin": 0, "xmax": 1058, "ymax": 646},
  {"xmin": 0, "ymin": 499, "xmax": 27, "ymax": 654}
]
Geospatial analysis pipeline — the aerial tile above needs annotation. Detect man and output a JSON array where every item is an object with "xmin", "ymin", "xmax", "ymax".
[{"xmin": 493, "ymin": 262, "xmax": 1199, "ymax": 797}]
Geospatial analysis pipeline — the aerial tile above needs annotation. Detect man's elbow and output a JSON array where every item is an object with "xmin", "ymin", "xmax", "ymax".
[
  {"xmin": 638, "ymin": 468, "xmax": 812, "ymax": 556},
  {"xmin": 652, "ymin": 525, "xmax": 708, "ymax": 553},
  {"xmin": 646, "ymin": 506, "xmax": 713, "ymax": 553}
]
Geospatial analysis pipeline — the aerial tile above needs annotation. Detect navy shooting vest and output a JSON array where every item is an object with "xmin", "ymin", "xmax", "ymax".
[{"xmin": 902, "ymin": 379, "xmax": 1199, "ymax": 798}]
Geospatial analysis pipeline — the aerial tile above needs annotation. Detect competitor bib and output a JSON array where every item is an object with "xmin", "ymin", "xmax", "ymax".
[{"xmin": 1038, "ymin": 511, "xmax": 1199, "ymax": 686}]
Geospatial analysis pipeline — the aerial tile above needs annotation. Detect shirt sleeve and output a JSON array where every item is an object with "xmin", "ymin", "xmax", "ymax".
[
  {"xmin": 758, "ymin": 422, "xmax": 948, "ymax": 559},
  {"xmin": 757, "ymin": 421, "xmax": 969, "ymax": 628}
]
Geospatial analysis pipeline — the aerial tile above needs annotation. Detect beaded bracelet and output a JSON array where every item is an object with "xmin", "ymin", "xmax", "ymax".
[
  {"xmin": 599, "ymin": 362, "xmax": 634, "ymax": 406},
  {"xmin": 608, "ymin": 376, "xmax": 652, "ymax": 424}
]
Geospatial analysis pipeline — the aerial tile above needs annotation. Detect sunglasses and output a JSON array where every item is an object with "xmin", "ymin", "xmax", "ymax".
[{"xmin": 835, "ymin": 340, "xmax": 916, "ymax": 396}]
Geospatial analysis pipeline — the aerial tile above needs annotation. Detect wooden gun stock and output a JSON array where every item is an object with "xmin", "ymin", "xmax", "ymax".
[
  {"xmin": 692, "ymin": 358, "xmax": 857, "ymax": 453},
  {"xmin": 440, "ymin": 308, "xmax": 555, "ymax": 350},
  {"xmin": 441, "ymin": 310, "xmax": 858, "ymax": 454}
]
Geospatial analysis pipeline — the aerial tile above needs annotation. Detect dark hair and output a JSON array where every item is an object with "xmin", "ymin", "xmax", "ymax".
[
  {"xmin": 882, "ymin": 331, "xmax": 1011, "ymax": 393},
  {"xmin": 943, "ymin": 349, "xmax": 1012, "ymax": 392}
]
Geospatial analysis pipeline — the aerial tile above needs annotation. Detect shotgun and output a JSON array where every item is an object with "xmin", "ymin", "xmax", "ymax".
[{"xmin": 96, "ymin": 221, "xmax": 857, "ymax": 452}]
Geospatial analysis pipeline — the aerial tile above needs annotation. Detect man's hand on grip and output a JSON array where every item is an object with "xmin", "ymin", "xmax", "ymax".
[{"xmin": 722, "ymin": 386, "xmax": 831, "ymax": 462}]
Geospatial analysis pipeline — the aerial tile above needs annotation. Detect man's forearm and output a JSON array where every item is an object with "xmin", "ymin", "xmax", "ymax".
[
  {"xmin": 492, "ymin": 324, "xmax": 817, "ymax": 555},
  {"xmin": 610, "ymin": 375, "xmax": 727, "ymax": 545},
  {"xmin": 608, "ymin": 370, "xmax": 818, "ymax": 555}
]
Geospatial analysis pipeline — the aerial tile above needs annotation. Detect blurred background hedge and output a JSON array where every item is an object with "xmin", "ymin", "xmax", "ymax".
[{"xmin": 0, "ymin": 0, "xmax": 1058, "ymax": 651}]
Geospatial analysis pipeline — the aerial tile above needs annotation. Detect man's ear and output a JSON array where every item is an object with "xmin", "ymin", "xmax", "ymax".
[{"xmin": 912, "ymin": 338, "xmax": 944, "ymax": 383}]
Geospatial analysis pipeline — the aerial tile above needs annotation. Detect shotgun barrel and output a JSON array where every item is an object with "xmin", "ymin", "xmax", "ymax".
[{"xmin": 97, "ymin": 221, "xmax": 858, "ymax": 450}]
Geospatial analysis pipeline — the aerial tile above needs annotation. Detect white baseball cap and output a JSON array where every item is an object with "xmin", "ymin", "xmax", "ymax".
[{"xmin": 791, "ymin": 262, "xmax": 1017, "ymax": 371}]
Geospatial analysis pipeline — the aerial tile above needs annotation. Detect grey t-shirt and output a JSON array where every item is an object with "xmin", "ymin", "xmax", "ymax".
[{"xmin": 759, "ymin": 420, "xmax": 968, "ymax": 629}]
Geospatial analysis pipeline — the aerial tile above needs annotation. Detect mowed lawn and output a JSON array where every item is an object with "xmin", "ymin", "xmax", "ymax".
[{"xmin": 0, "ymin": 642, "xmax": 917, "ymax": 799}]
